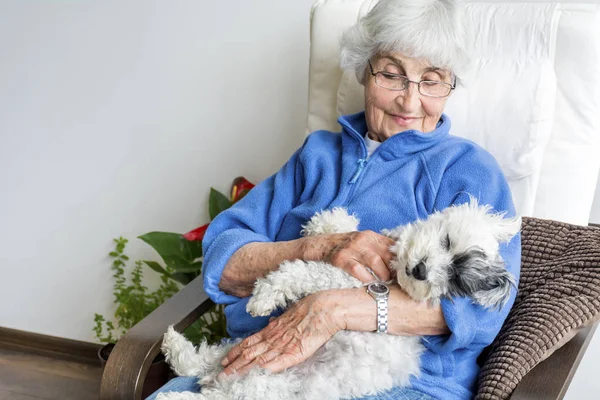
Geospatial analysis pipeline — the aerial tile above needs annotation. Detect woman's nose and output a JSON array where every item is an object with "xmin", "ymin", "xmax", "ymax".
[{"xmin": 396, "ymin": 82, "xmax": 420, "ymax": 112}]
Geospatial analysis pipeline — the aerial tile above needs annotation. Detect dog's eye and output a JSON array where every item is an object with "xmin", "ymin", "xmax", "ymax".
[{"xmin": 442, "ymin": 234, "xmax": 452, "ymax": 250}]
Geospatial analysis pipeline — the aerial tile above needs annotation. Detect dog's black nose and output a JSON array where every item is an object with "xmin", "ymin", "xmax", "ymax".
[{"xmin": 412, "ymin": 262, "xmax": 427, "ymax": 281}]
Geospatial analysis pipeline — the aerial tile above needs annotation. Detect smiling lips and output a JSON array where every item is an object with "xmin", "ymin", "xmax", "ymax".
[{"xmin": 390, "ymin": 113, "xmax": 420, "ymax": 126}]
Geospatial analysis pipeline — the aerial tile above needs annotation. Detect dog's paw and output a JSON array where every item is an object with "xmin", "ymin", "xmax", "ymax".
[
  {"xmin": 246, "ymin": 290, "xmax": 286, "ymax": 317},
  {"xmin": 162, "ymin": 326, "xmax": 187, "ymax": 357},
  {"xmin": 162, "ymin": 326, "xmax": 179, "ymax": 355}
]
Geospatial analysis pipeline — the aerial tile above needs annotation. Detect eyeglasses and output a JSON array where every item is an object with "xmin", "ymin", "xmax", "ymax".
[{"xmin": 368, "ymin": 60, "xmax": 455, "ymax": 98}]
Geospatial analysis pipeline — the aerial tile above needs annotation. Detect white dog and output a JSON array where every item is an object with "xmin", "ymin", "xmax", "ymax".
[{"xmin": 158, "ymin": 198, "xmax": 520, "ymax": 400}]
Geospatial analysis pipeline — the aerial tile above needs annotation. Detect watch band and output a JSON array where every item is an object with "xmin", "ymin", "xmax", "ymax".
[
  {"xmin": 366, "ymin": 282, "xmax": 389, "ymax": 334},
  {"xmin": 375, "ymin": 296, "xmax": 388, "ymax": 333}
]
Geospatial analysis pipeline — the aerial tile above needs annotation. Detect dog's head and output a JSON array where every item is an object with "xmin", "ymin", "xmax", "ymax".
[{"xmin": 385, "ymin": 198, "xmax": 520, "ymax": 309}]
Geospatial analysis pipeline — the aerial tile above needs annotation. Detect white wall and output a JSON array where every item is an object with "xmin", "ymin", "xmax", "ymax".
[
  {"xmin": 591, "ymin": 178, "xmax": 600, "ymax": 223},
  {"xmin": 0, "ymin": 0, "xmax": 313, "ymax": 341},
  {"xmin": 1, "ymin": 0, "xmax": 599, "ymax": 398}
]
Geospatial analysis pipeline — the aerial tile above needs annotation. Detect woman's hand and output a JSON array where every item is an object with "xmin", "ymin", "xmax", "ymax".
[
  {"xmin": 303, "ymin": 231, "xmax": 396, "ymax": 282},
  {"xmin": 219, "ymin": 230, "xmax": 395, "ymax": 298},
  {"xmin": 219, "ymin": 292, "xmax": 341, "ymax": 377}
]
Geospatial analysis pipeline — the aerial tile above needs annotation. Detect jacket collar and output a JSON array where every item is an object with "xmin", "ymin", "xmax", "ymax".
[{"xmin": 338, "ymin": 111, "xmax": 451, "ymax": 157}]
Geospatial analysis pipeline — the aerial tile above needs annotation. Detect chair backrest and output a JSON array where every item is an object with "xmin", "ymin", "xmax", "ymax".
[{"xmin": 307, "ymin": 0, "xmax": 600, "ymax": 225}]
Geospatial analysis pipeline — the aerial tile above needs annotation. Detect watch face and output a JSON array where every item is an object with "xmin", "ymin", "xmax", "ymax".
[{"xmin": 369, "ymin": 282, "xmax": 389, "ymax": 295}]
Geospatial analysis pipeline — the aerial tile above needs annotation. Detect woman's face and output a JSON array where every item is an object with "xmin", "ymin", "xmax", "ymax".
[{"xmin": 363, "ymin": 52, "xmax": 453, "ymax": 141}]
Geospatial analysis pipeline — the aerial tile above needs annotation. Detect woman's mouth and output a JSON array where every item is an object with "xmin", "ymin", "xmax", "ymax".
[{"xmin": 390, "ymin": 114, "xmax": 418, "ymax": 127}]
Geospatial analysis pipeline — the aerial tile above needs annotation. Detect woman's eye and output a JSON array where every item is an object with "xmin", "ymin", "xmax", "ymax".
[
  {"xmin": 383, "ymin": 66, "xmax": 402, "ymax": 75},
  {"xmin": 422, "ymin": 81, "xmax": 439, "ymax": 87},
  {"xmin": 423, "ymin": 73, "xmax": 443, "ymax": 81},
  {"xmin": 382, "ymin": 73, "xmax": 404, "ymax": 81}
]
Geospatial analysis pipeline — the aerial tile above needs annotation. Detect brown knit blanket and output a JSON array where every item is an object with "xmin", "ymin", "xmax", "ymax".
[{"xmin": 476, "ymin": 217, "xmax": 600, "ymax": 399}]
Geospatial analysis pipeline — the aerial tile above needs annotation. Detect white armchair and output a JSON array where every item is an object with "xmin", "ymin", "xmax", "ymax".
[{"xmin": 308, "ymin": 0, "xmax": 600, "ymax": 225}]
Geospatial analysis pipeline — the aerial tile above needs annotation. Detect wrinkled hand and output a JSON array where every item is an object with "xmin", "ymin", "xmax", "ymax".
[
  {"xmin": 219, "ymin": 292, "xmax": 340, "ymax": 377},
  {"xmin": 305, "ymin": 231, "xmax": 395, "ymax": 282}
]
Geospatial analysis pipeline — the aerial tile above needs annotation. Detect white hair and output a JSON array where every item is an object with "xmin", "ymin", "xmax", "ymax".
[{"xmin": 340, "ymin": 0, "xmax": 470, "ymax": 84}]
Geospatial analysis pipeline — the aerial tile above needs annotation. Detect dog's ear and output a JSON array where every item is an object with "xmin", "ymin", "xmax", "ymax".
[
  {"xmin": 450, "ymin": 252, "xmax": 516, "ymax": 310},
  {"xmin": 491, "ymin": 215, "xmax": 521, "ymax": 244},
  {"xmin": 470, "ymin": 264, "xmax": 516, "ymax": 310}
]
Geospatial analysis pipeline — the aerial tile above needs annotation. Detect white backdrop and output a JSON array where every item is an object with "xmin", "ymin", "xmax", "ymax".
[
  {"xmin": 0, "ymin": 0, "xmax": 599, "ymax": 398},
  {"xmin": 0, "ymin": 0, "xmax": 313, "ymax": 340}
]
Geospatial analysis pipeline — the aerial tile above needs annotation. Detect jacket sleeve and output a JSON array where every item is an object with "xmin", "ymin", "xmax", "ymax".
[
  {"xmin": 424, "ymin": 149, "xmax": 522, "ymax": 354},
  {"xmin": 202, "ymin": 146, "xmax": 305, "ymax": 305}
]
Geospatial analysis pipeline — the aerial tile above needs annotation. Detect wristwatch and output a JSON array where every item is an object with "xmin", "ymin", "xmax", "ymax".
[{"xmin": 366, "ymin": 282, "xmax": 390, "ymax": 333}]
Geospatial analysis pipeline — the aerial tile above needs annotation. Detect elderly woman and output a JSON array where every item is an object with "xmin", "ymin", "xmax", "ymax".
[{"xmin": 147, "ymin": 0, "xmax": 520, "ymax": 399}]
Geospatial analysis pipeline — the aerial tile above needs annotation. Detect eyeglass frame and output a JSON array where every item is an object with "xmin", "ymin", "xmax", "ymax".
[{"xmin": 367, "ymin": 60, "xmax": 456, "ymax": 98}]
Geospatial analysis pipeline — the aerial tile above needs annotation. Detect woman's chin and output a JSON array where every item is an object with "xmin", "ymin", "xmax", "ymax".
[{"xmin": 388, "ymin": 122, "xmax": 422, "ymax": 134}]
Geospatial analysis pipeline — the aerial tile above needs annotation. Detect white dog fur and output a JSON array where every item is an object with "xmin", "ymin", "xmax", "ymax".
[{"xmin": 158, "ymin": 198, "xmax": 520, "ymax": 400}]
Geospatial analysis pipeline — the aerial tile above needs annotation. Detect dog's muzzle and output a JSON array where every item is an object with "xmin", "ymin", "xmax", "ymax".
[{"xmin": 407, "ymin": 262, "xmax": 427, "ymax": 281}]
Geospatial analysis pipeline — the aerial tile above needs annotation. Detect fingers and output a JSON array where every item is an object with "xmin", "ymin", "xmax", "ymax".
[
  {"xmin": 220, "ymin": 339, "xmax": 271, "ymax": 376},
  {"xmin": 329, "ymin": 231, "xmax": 395, "ymax": 282},
  {"xmin": 219, "ymin": 295, "xmax": 337, "ymax": 379},
  {"xmin": 347, "ymin": 263, "xmax": 378, "ymax": 283},
  {"xmin": 261, "ymin": 351, "xmax": 303, "ymax": 374},
  {"xmin": 372, "ymin": 238, "xmax": 396, "ymax": 266},
  {"xmin": 233, "ymin": 349, "xmax": 282, "ymax": 377},
  {"xmin": 221, "ymin": 333, "xmax": 263, "ymax": 368},
  {"xmin": 359, "ymin": 249, "xmax": 391, "ymax": 281}
]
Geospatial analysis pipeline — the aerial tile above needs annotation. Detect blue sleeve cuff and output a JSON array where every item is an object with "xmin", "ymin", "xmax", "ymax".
[{"xmin": 202, "ymin": 228, "xmax": 270, "ymax": 305}]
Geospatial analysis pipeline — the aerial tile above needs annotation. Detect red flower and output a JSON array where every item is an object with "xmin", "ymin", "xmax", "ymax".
[
  {"xmin": 231, "ymin": 176, "xmax": 255, "ymax": 203},
  {"xmin": 183, "ymin": 223, "xmax": 208, "ymax": 241}
]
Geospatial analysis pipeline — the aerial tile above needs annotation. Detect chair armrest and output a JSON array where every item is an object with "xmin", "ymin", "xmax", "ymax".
[
  {"xmin": 99, "ymin": 275, "xmax": 215, "ymax": 400},
  {"xmin": 511, "ymin": 321, "xmax": 598, "ymax": 400}
]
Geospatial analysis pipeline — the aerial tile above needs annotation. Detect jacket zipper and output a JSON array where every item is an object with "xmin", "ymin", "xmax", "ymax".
[
  {"xmin": 336, "ymin": 120, "xmax": 389, "ymax": 206},
  {"xmin": 349, "ymin": 158, "xmax": 368, "ymax": 184},
  {"xmin": 342, "ymin": 131, "xmax": 385, "ymax": 206}
]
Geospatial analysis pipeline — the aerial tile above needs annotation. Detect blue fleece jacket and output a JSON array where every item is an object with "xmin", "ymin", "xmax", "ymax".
[{"xmin": 202, "ymin": 112, "xmax": 521, "ymax": 400}]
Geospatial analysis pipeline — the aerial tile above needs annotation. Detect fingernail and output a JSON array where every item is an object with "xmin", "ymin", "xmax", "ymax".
[
  {"xmin": 221, "ymin": 358, "xmax": 228, "ymax": 366},
  {"xmin": 217, "ymin": 372, "xmax": 225, "ymax": 379}
]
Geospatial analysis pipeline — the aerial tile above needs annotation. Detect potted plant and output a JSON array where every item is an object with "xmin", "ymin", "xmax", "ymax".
[
  {"xmin": 94, "ymin": 236, "xmax": 179, "ymax": 397},
  {"xmin": 94, "ymin": 177, "xmax": 254, "ymax": 396}
]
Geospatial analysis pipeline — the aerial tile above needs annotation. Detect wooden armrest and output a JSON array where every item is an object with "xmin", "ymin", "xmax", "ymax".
[
  {"xmin": 99, "ymin": 275, "xmax": 215, "ymax": 400},
  {"xmin": 511, "ymin": 321, "xmax": 598, "ymax": 400}
]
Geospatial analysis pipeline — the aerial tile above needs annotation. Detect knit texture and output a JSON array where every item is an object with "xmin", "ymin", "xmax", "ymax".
[{"xmin": 476, "ymin": 217, "xmax": 600, "ymax": 399}]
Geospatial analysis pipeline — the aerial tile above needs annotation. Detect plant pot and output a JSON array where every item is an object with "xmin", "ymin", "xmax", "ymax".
[{"xmin": 98, "ymin": 343, "xmax": 173, "ymax": 398}]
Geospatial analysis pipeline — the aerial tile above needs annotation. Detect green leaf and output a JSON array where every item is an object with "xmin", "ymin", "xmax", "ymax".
[
  {"xmin": 170, "ymin": 273, "xmax": 191, "ymax": 285},
  {"xmin": 143, "ymin": 260, "xmax": 171, "ymax": 277},
  {"xmin": 209, "ymin": 188, "xmax": 232, "ymax": 220},
  {"xmin": 138, "ymin": 232, "xmax": 198, "ymax": 265},
  {"xmin": 187, "ymin": 240, "xmax": 203, "ymax": 261}
]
